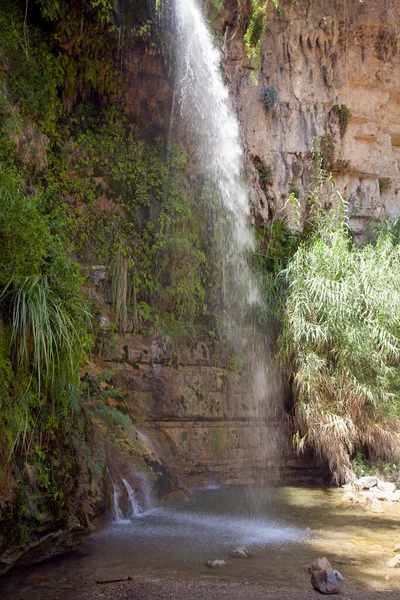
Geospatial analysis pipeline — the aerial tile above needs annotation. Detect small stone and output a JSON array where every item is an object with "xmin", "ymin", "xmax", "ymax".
[
  {"xmin": 386, "ymin": 554, "xmax": 400, "ymax": 568},
  {"xmin": 385, "ymin": 573, "xmax": 392, "ymax": 581},
  {"xmin": 394, "ymin": 544, "xmax": 400, "ymax": 552},
  {"xmin": 309, "ymin": 557, "xmax": 333, "ymax": 573},
  {"xmin": 98, "ymin": 315, "xmax": 110, "ymax": 330},
  {"xmin": 230, "ymin": 546, "xmax": 251, "ymax": 558},
  {"xmin": 311, "ymin": 569, "xmax": 344, "ymax": 594},
  {"xmin": 206, "ymin": 560, "xmax": 226, "ymax": 568},
  {"xmin": 353, "ymin": 476, "xmax": 378, "ymax": 490}
]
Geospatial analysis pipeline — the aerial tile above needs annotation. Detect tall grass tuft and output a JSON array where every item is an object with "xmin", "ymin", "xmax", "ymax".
[{"xmin": 2, "ymin": 275, "xmax": 86, "ymax": 386}]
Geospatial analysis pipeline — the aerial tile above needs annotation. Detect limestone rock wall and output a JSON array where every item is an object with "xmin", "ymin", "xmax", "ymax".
[
  {"xmin": 223, "ymin": 0, "xmax": 400, "ymax": 240},
  {"xmin": 95, "ymin": 333, "xmax": 325, "ymax": 486}
]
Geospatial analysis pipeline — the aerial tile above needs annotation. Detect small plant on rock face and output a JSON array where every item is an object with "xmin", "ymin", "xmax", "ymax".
[
  {"xmin": 260, "ymin": 85, "xmax": 279, "ymax": 109},
  {"xmin": 318, "ymin": 134, "xmax": 335, "ymax": 172},
  {"xmin": 331, "ymin": 104, "xmax": 352, "ymax": 137},
  {"xmin": 255, "ymin": 158, "xmax": 274, "ymax": 191}
]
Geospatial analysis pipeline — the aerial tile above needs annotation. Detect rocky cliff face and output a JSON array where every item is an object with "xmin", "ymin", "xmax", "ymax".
[
  {"xmin": 100, "ymin": 0, "xmax": 400, "ymax": 490},
  {"xmin": 95, "ymin": 333, "xmax": 324, "ymax": 487},
  {"xmin": 222, "ymin": 0, "xmax": 400, "ymax": 240}
]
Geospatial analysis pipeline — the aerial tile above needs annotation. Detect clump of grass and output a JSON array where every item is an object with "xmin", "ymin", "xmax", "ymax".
[{"xmin": 2, "ymin": 275, "xmax": 87, "ymax": 388}]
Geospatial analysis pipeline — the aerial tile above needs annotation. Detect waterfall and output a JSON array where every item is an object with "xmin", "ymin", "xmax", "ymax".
[
  {"xmin": 112, "ymin": 480, "xmax": 126, "ymax": 524},
  {"xmin": 122, "ymin": 478, "xmax": 142, "ymax": 517},
  {"xmin": 168, "ymin": 0, "xmax": 284, "ymax": 485},
  {"xmin": 171, "ymin": 0, "xmax": 258, "ymax": 333}
]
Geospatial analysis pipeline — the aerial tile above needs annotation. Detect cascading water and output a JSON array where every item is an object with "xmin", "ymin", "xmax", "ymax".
[
  {"xmin": 112, "ymin": 480, "xmax": 127, "ymax": 524},
  {"xmin": 171, "ymin": 0, "xmax": 257, "ymax": 330},
  {"xmin": 168, "ymin": 0, "xmax": 284, "ymax": 487},
  {"xmin": 122, "ymin": 478, "xmax": 142, "ymax": 517}
]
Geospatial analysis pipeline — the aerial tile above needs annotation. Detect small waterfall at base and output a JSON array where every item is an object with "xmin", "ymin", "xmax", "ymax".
[
  {"xmin": 166, "ymin": 0, "xmax": 284, "ymax": 488},
  {"xmin": 112, "ymin": 480, "xmax": 127, "ymax": 524},
  {"xmin": 121, "ymin": 478, "xmax": 142, "ymax": 517}
]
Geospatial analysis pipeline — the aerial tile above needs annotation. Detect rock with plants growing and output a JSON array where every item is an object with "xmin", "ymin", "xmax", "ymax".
[{"xmin": 260, "ymin": 85, "xmax": 279, "ymax": 109}]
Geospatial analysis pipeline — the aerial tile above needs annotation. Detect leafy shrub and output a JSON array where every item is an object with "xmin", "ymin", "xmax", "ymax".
[
  {"xmin": 260, "ymin": 85, "xmax": 279, "ymax": 109},
  {"xmin": 252, "ymin": 220, "xmax": 299, "ymax": 323},
  {"xmin": 352, "ymin": 452, "xmax": 400, "ymax": 482}
]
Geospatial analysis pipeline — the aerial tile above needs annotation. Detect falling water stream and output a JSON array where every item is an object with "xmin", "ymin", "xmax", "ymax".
[
  {"xmin": 172, "ymin": 0, "xmax": 257, "ymax": 326},
  {"xmin": 168, "ymin": 0, "xmax": 285, "ymax": 493}
]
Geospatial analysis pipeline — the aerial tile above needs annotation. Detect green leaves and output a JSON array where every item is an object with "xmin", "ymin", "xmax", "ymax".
[{"xmin": 244, "ymin": 0, "xmax": 287, "ymax": 84}]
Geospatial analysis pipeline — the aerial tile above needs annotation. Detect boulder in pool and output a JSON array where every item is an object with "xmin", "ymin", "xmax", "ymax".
[
  {"xmin": 206, "ymin": 559, "xmax": 226, "ymax": 568},
  {"xmin": 309, "ymin": 557, "xmax": 332, "ymax": 573},
  {"xmin": 311, "ymin": 569, "xmax": 344, "ymax": 595}
]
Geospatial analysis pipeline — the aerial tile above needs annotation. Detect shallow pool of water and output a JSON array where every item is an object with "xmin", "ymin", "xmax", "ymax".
[{"xmin": 2, "ymin": 485, "xmax": 400, "ymax": 598}]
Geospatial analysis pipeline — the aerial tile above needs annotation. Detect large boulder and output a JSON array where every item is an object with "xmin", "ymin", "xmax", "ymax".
[
  {"xmin": 373, "ymin": 490, "xmax": 398, "ymax": 502},
  {"xmin": 311, "ymin": 569, "xmax": 344, "ymax": 594},
  {"xmin": 309, "ymin": 557, "xmax": 344, "ymax": 595},
  {"xmin": 361, "ymin": 495, "xmax": 383, "ymax": 513},
  {"xmin": 353, "ymin": 476, "xmax": 378, "ymax": 490},
  {"xmin": 377, "ymin": 481, "xmax": 397, "ymax": 493},
  {"xmin": 342, "ymin": 491, "xmax": 359, "ymax": 503}
]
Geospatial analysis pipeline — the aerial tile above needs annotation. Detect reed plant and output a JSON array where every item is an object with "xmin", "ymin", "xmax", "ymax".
[{"xmin": 279, "ymin": 169, "xmax": 400, "ymax": 483}]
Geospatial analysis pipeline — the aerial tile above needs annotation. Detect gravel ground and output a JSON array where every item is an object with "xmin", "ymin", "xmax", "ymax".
[{"xmin": 8, "ymin": 576, "xmax": 400, "ymax": 600}]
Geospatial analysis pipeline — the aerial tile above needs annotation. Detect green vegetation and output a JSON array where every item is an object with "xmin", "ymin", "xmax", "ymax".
[
  {"xmin": 252, "ymin": 220, "xmax": 299, "ymax": 323},
  {"xmin": 278, "ymin": 162, "xmax": 400, "ymax": 483},
  {"xmin": 352, "ymin": 452, "xmax": 400, "ymax": 481},
  {"xmin": 244, "ymin": 0, "xmax": 294, "ymax": 83},
  {"xmin": 318, "ymin": 134, "xmax": 335, "ymax": 171},
  {"xmin": 255, "ymin": 158, "xmax": 274, "ymax": 191},
  {"xmin": 209, "ymin": 0, "xmax": 225, "ymax": 21},
  {"xmin": 331, "ymin": 104, "xmax": 352, "ymax": 137},
  {"xmin": 0, "ymin": 0, "xmax": 215, "ymax": 552},
  {"xmin": 260, "ymin": 85, "xmax": 280, "ymax": 109}
]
